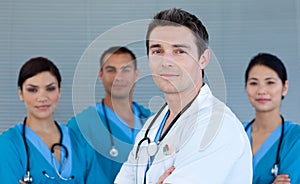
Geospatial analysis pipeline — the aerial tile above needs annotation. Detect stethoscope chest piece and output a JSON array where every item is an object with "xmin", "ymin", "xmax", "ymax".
[
  {"xmin": 271, "ymin": 164, "xmax": 279, "ymax": 177},
  {"xmin": 147, "ymin": 142, "xmax": 158, "ymax": 157},
  {"xmin": 245, "ymin": 115, "xmax": 285, "ymax": 178},
  {"xmin": 110, "ymin": 146, "xmax": 119, "ymax": 157},
  {"xmin": 23, "ymin": 171, "xmax": 33, "ymax": 183}
]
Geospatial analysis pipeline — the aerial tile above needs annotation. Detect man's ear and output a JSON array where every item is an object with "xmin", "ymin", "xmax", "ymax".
[
  {"xmin": 135, "ymin": 68, "xmax": 140, "ymax": 80},
  {"xmin": 99, "ymin": 68, "xmax": 103, "ymax": 81},
  {"xmin": 199, "ymin": 49, "xmax": 210, "ymax": 70}
]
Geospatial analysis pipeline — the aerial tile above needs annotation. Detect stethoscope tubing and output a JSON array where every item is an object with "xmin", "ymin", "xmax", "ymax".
[
  {"xmin": 244, "ymin": 115, "xmax": 285, "ymax": 177},
  {"xmin": 22, "ymin": 117, "xmax": 72, "ymax": 182},
  {"xmin": 135, "ymin": 92, "xmax": 199, "ymax": 159},
  {"xmin": 101, "ymin": 99, "xmax": 147, "ymax": 157}
]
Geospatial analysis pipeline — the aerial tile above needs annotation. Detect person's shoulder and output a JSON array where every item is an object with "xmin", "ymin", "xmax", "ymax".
[
  {"xmin": 209, "ymin": 96, "xmax": 241, "ymax": 123},
  {"xmin": 287, "ymin": 121, "xmax": 300, "ymax": 128},
  {"xmin": 0, "ymin": 125, "xmax": 21, "ymax": 149},
  {"xmin": 0, "ymin": 125, "xmax": 19, "ymax": 138},
  {"xmin": 133, "ymin": 101, "xmax": 152, "ymax": 117},
  {"xmin": 281, "ymin": 122, "xmax": 300, "ymax": 155},
  {"xmin": 209, "ymin": 99, "xmax": 248, "ymax": 145},
  {"xmin": 71, "ymin": 105, "xmax": 98, "ymax": 118},
  {"xmin": 285, "ymin": 121, "xmax": 300, "ymax": 139},
  {"xmin": 67, "ymin": 105, "xmax": 98, "ymax": 126}
]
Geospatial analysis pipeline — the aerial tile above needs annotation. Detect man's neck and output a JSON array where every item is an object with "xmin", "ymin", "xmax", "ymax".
[
  {"xmin": 165, "ymin": 84, "xmax": 201, "ymax": 117},
  {"xmin": 160, "ymin": 84, "xmax": 202, "ymax": 136},
  {"xmin": 103, "ymin": 96, "xmax": 132, "ymax": 111},
  {"xmin": 103, "ymin": 96, "xmax": 135, "ymax": 128}
]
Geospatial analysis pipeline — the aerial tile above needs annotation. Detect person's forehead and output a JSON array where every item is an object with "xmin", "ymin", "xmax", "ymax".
[
  {"xmin": 102, "ymin": 53, "xmax": 135, "ymax": 68},
  {"xmin": 149, "ymin": 26, "xmax": 196, "ymax": 47},
  {"xmin": 248, "ymin": 65, "xmax": 280, "ymax": 79},
  {"xmin": 24, "ymin": 72, "xmax": 58, "ymax": 85}
]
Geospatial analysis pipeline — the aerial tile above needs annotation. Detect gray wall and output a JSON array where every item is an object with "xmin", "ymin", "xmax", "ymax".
[{"xmin": 1, "ymin": 0, "xmax": 299, "ymax": 133}]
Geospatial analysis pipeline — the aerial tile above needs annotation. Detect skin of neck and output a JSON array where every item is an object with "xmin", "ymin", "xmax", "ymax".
[
  {"xmin": 164, "ymin": 82, "xmax": 202, "ymax": 118},
  {"xmin": 26, "ymin": 115, "xmax": 56, "ymax": 132},
  {"xmin": 103, "ymin": 94, "xmax": 133, "ymax": 112},
  {"xmin": 103, "ymin": 94, "xmax": 135, "ymax": 129},
  {"xmin": 252, "ymin": 111, "xmax": 282, "ymax": 132}
]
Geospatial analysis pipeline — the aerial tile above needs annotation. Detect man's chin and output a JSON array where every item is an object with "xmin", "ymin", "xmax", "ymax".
[{"xmin": 110, "ymin": 93, "xmax": 130, "ymax": 99}]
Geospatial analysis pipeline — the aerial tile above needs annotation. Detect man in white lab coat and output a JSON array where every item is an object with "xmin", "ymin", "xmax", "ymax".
[{"xmin": 115, "ymin": 8, "xmax": 252, "ymax": 184}]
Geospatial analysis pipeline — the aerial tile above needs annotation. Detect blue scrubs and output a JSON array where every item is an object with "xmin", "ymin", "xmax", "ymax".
[
  {"xmin": 0, "ymin": 123, "xmax": 106, "ymax": 183},
  {"xmin": 243, "ymin": 121, "xmax": 300, "ymax": 184},
  {"xmin": 67, "ymin": 102, "xmax": 152, "ymax": 184}
]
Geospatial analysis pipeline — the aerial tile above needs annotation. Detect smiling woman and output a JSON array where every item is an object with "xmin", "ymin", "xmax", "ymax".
[
  {"xmin": 243, "ymin": 53, "xmax": 300, "ymax": 184},
  {"xmin": 19, "ymin": 71, "xmax": 60, "ymax": 124},
  {"xmin": 0, "ymin": 57, "xmax": 106, "ymax": 183}
]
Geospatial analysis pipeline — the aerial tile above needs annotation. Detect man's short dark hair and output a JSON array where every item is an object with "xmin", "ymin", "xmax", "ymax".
[
  {"xmin": 146, "ymin": 8, "xmax": 209, "ymax": 57},
  {"xmin": 100, "ymin": 46, "xmax": 137, "ymax": 69}
]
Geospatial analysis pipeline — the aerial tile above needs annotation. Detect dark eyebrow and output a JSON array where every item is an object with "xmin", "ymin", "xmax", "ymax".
[
  {"xmin": 46, "ymin": 82, "xmax": 56, "ymax": 87},
  {"xmin": 149, "ymin": 44, "xmax": 161, "ymax": 49},
  {"xmin": 103, "ymin": 65, "xmax": 116, "ymax": 70},
  {"xmin": 121, "ymin": 65, "xmax": 133, "ymax": 69},
  {"xmin": 149, "ymin": 43, "xmax": 191, "ymax": 50},
  {"xmin": 248, "ymin": 77, "xmax": 278, "ymax": 81},
  {"xmin": 173, "ymin": 44, "xmax": 191, "ymax": 50},
  {"xmin": 25, "ymin": 84, "xmax": 38, "ymax": 88},
  {"xmin": 265, "ymin": 77, "xmax": 278, "ymax": 81},
  {"xmin": 247, "ymin": 77, "xmax": 258, "ymax": 81},
  {"xmin": 25, "ymin": 82, "xmax": 56, "ymax": 88}
]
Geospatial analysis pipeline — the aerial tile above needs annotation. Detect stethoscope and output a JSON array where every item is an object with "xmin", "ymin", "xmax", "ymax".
[
  {"xmin": 101, "ymin": 99, "xmax": 148, "ymax": 157},
  {"xmin": 135, "ymin": 93, "xmax": 198, "ymax": 160},
  {"xmin": 244, "ymin": 115, "xmax": 285, "ymax": 177},
  {"xmin": 22, "ymin": 117, "xmax": 74, "ymax": 183}
]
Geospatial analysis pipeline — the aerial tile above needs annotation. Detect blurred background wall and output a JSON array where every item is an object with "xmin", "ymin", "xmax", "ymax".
[{"xmin": 1, "ymin": 0, "xmax": 299, "ymax": 133}]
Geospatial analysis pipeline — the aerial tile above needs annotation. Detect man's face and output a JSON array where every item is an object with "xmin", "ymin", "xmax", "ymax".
[
  {"xmin": 99, "ymin": 53, "xmax": 139, "ymax": 99},
  {"xmin": 148, "ymin": 25, "xmax": 205, "ymax": 95}
]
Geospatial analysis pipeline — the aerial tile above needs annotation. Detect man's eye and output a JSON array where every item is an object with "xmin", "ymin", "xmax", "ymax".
[
  {"xmin": 175, "ymin": 49, "xmax": 186, "ymax": 54},
  {"xmin": 122, "ymin": 68, "xmax": 132, "ymax": 72},
  {"xmin": 151, "ymin": 49, "xmax": 161, "ymax": 55},
  {"xmin": 106, "ymin": 69, "xmax": 115, "ymax": 73}
]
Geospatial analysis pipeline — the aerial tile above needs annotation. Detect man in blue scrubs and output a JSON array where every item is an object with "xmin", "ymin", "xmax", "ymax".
[{"xmin": 68, "ymin": 46, "xmax": 152, "ymax": 183}]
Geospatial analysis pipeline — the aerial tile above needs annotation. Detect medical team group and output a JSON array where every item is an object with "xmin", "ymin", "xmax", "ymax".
[{"xmin": 0, "ymin": 7, "xmax": 300, "ymax": 184}]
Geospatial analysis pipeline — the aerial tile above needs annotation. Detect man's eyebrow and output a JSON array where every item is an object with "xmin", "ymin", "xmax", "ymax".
[
  {"xmin": 149, "ymin": 44, "xmax": 161, "ymax": 49},
  {"xmin": 121, "ymin": 65, "xmax": 133, "ymax": 69},
  {"xmin": 103, "ymin": 65, "xmax": 115, "ymax": 69},
  {"xmin": 173, "ymin": 44, "xmax": 191, "ymax": 49},
  {"xmin": 149, "ymin": 43, "xmax": 191, "ymax": 50}
]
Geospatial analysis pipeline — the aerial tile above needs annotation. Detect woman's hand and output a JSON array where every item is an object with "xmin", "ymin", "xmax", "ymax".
[
  {"xmin": 156, "ymin": 166, "xmax": 175, "ymax": 184},
  {"xmin": 272, "ymin": 174, "xmax": 291, "ymax": 184},
  {"xmin": 19, "ymin": 180, "xmax": 25, "ymax": 184}
]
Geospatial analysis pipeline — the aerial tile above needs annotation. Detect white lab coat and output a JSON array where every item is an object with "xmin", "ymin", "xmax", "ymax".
[{"xmin": 115, "ymin": 84, "xmax": 252, "ymax": 184}]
